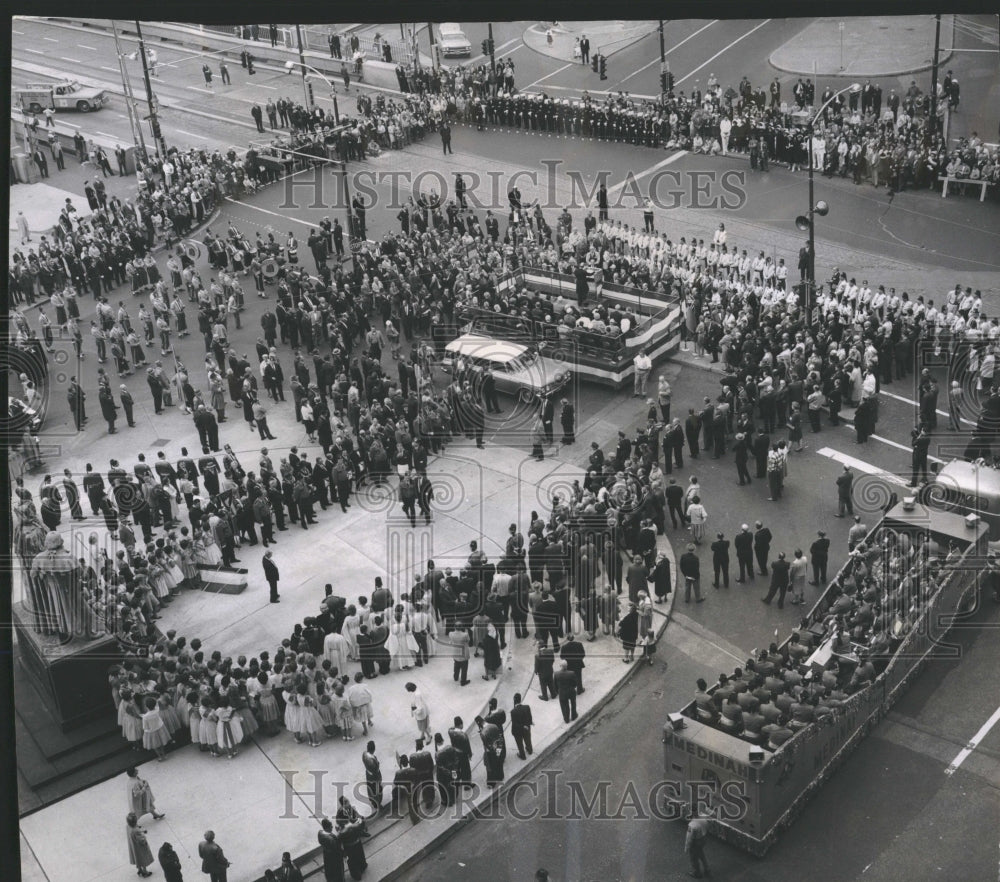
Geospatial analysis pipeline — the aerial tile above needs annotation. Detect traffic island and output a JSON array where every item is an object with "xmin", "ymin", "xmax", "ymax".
[{"xmin": 769, "ymin": 16, "xmax": 954, "ymax": 78}]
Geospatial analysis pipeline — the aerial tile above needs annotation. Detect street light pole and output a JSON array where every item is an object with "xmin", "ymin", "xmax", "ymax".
[
  {"xmin": 288, "ymin": 60, "xmax": 341, "ymax": 124},
  {"xmin": 295, "ymin": 24, "xmax": 312, "ymax": 108},
  {"xmin": 928, "ymin": 13, "xmax": 942, "ymax": 149},
  {"xmin": 488, "ymin": 22, "xmax": 497, "ymax": 96},
  {"xmin": 134, "ymin": 20, "xmax": 166, "ymax": 158},
  {"xmin": 111, "ymin": 19, "xmax": 147, "ymax": 163},
  {"xmin": 800, "ymin": 82, "xmax": 861, "ymax": 324},
  {"xmin": 658, "ymin": 20, "xmax": 666, "ymax": 92},
  {"xmin": 427, "ymin": 21, "xmax": 440, "ymax": 72},
  {"xmin": 339, "ymin": 161, "xmax": 357, "ymax": 274}
]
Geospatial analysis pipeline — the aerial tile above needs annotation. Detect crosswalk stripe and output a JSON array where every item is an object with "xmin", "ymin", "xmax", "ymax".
[{"xmin": 815, "ymin": 447, "xmax": 909, "ymax": 486}]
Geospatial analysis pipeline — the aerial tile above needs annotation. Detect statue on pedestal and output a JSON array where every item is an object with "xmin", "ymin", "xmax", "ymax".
[{"xmin": 28, "ymin": 531, "xmax": 100, "ymax": 641}]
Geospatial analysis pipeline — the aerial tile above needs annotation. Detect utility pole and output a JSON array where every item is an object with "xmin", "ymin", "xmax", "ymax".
[
  {"xmin": 111, "ymin": 19, "xmax": 147, "ymax": 164},
  {"xmin": 134, "ymin": 20, "xmax": 165, "ymax": 158},
  {"xmin": 295, "ymin": 24, "xmax": 312, "ymax": 107},
  {"xmin": 928, "ymin": 13, "xmax": 942, "ymax": 149},
  {"xmin": 658, "ymin": 20, "xmax": 668, "ymax": 97},
  {"xmin": 427, "ymin": 21, "xmax": 440, "ymax": 71},
  {"xmin": 488, "ymin": 22, "xmax": 497, "ymax": 96}
]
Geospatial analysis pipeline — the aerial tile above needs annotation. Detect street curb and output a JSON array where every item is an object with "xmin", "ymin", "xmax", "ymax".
[{"xmin": 379, "ymin": 547, "xmax": 678, "ymax": 882}]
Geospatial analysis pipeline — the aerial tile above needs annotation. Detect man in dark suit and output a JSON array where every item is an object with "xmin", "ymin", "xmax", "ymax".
[
  {"xmin": 754, "ymin": 521, "xmax": 772, "ymax": 575},
  {"xmin": 510, "ymin": 693, "xmax": 534, "ymax": 759},
  {"xmin": 734, "ymin": 524, "xmax": 754, "ymax": 582},
  {"xmin": 679, "ymin": 543, "xmax": 702, "ymax": 602},
  {"xmin": 197, "ymin": 831, "xmax": 230, "ymax": 882},
  {"xmin": 392, "ymin": 755, "xmax": 421, "ymax": 823},
  {"xmin": 809, "ymin": 530, "xmax": 830, "ymax": 586},
  {"xmin": 553, "ymin": 661, "xmax": 579, "ymax": 723},
  {"xmin": 762, "ymin": 552, "xmax": 791, "ymax": 609},
  {"xmin": 559, "ymin": 634, "xmax": 586, "ymax": 693},
  {"xmin": 711, "ymin": 532, "xmax": 730, "ymax": 588},
  {"xmin": 262, "ymin": 550, "xmax": 279, "ymax": 602},
  {"xmin": 448, "ymin": 717, "xmax": 474, "ymax": 788},
  {"xmin": 684, "ymin": 408, "xmax": 702, "ymax": 459},
  {"xmin": 596, "ymin": 183, "xmax": 609, "ymax": 221},
  {"xmin": 665, "ymin": 478, "xmax": 685, "ymax": 529},
  {"xmin": 83, "ymin": 464, "xmax": 105, "ymax": 514}
]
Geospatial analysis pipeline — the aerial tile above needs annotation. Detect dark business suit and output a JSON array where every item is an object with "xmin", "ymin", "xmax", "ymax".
[
  {"xmin": 198, "ymin": 840, "xmax": 230, "ymax": 882},
  {"xmin": 554, "ymin": 668, "xmax": 578, "ymax": 722},
  {"xmin": 263, "ymin": 555, "xmax": 279, "ymax": 601},
  {"xmin": 510, "ymin": 702, "xmax": 534, "ymax": 758},
  {"xmin": 762, "ymin": 558, "xmax": 791, "ymax": 608}
]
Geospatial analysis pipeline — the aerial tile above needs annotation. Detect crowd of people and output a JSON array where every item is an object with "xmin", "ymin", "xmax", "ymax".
[{"xmin": 388, "ymin": 64, "xmax": 997, "ymax": 198}]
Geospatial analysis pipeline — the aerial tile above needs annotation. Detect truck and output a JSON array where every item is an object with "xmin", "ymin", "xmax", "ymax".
[
  {"xmin": 662, "ymin": 498, "xmax": 991, "ymax": 855},
  {"xmin": 15, "ymin": 80, "xmax": 108, "ymax": 113}
]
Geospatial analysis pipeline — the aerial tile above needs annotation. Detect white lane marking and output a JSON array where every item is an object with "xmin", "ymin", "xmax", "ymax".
[
  {"xmin": 12, "ymin": 29, "xmax": 24, "ymax": 34},
  {"xmin": 524, "ymin": 61, "xmax": 574, "ymax": 91},
  {"xmin": 255, "ymin": 83, "xmax": 277, "ymax": 89},
  {"xmin": 187, "ymin": 86, "xmax": 214, "ymax": 94},
  {"xmin": 43, "ymin": 36, "xmax": 59, "ymax": 42},
  {"xmin": 617, "ymin": 20, "xmax": 717, "ymax": 84},
  {"xmin": 880, "ymin": 388, "xmax": 975, "ymax": 425},
  {"xmin": 835, "ymin": 425, "xmax": 945, "ymax": 462},
  {"xmin": 24, "ymin": 48, "xmax": 45, "ymax": 55},
  {"xmin": 173, "ymin": 129, "xmax": 206, "ymax": 139},
  {"xmin": 945, "ymin": 704, "xmax": 1000, "ymax": 775},
  {"xmin": 816, "ymin": 446, "xmax": 909, "ymax": 486},
  {"xmin": 607, "ymin": 150, "xmax": 689, "ymax": 197},
  {"xmin": 60, "ymin": 57, "xmax": 81, "ymax": 63},
  {"xmin": 222, "ymin": 197, "xmax": 318, "ymax": 229},
  {"xmin": 78, "ymin": 44, "xmax": 98, "ymax": 51},
  {"xmin": 95, "ymin": 131, "xmax": 116, "ymax": 138},
  {"xmin": 100, "ymin": 65, "xmax": 120, "ymax": 72},
  {"xmin": 675, "ymin": 20, "xmax": 772, "ymax": 86}
]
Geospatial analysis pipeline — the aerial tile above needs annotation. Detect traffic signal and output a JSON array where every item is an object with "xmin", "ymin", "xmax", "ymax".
[
  {"xmin": 599, "ymin": 56, "xmax": 607, "ymax": 80},
  {"xmin": 591, "ymin": 54, "xmax": 599, "ymax": 73},
  {"xmin": 307, "ymin": 81, "xmax": 315, "ymax": 106},
  {"xmin": 666, "ymin": 71, "xmax": 674, "ymax": 93},
  {"xmin": 482, "ymin": 39, "xmax": 490, "ymax": 56},
  {"xmin": 151, "ymin": 118, "xmax": 162, "ymax": 140}
]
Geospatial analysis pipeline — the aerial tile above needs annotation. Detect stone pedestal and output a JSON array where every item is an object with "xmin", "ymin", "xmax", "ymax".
[{"xmin": 13, "ymin": 603, "xmax": 122, "ymax": 731}]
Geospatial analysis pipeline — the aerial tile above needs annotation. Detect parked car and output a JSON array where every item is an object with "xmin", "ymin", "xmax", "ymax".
[
  {"xmin": 437, "ymin": 23, "xmax": 472, "ymax": 57},
  {"xmin": 15, "ymin": 80, "xmax": 108, "ymax": 113},
  {"xmin": 442, "ymin": 334, "xmax": 571, "ymax": 400}
]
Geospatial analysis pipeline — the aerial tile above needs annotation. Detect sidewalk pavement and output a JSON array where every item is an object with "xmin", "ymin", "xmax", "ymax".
[
  {"xmin": 770, "ymin": 15, "xmax": 955, "ymax": 78},
  {"xmin": 521, "ymin": 20, "xmax": 658, "ymax": 63}
]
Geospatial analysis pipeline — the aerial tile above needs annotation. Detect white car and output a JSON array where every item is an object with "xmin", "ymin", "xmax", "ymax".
[
  {"xmin": 442, "ymin": 334, "xmax": 571, "ymax": 400},
  {"xmin": 437, "ymin": 23, "xmax": 472, "ymax": 57}
]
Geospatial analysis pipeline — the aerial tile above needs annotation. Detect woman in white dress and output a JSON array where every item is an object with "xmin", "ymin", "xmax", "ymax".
[
  {"xmin": 386, "ymin": 608, "xmax": 416, "ymax": 670},
  {"xmin": 341, "ymin": 605, "xmax": 361, "ymax": 659},
  {"xmin": 141, "ymin": 697, "xmax": 171, "ymax": 761},
  {"xmin": 215, "ymin": 698, "xmax": 243, "ymax": 758},
  {"xmin": 323, "ymin": 630, "xmax": 350, "ymax": 676}
]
